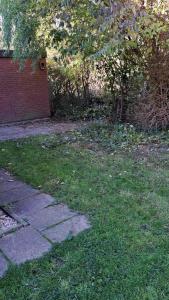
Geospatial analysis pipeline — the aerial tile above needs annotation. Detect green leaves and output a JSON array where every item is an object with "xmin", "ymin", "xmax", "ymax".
[
  {"xmin": 1, "ymin": 0, "xmax": 169, "ymax": 62},
  {"xmin": 0, "ymin": 0, "xmax": 101, "ymax": 60}
]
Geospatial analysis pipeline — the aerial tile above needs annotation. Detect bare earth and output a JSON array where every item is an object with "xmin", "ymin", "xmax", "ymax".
[{"xmin": 0, "ymin": 119, "xmax": 84, "ymax": 141}]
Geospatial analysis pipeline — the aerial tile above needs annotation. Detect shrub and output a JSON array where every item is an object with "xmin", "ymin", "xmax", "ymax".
[{"xmin": 48, "ymin": 57, "xmax": 110, "ymax": 120}]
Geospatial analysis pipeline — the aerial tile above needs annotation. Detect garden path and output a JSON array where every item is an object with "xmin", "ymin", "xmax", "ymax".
[{"xmin": 0, "ymin": 119, "xmax": 85, "ymax": 141}]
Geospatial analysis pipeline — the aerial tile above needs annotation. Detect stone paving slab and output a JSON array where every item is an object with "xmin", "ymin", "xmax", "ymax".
[
  {"xmin": 0, "ymin": 226, "xmax": 52, "ymax": 265},
  {"xmin": 43, "ymin": 215, "xmax": 91, "ymax": 243},
  {"xmin": 0, "ymin": 180, "xmax": 24, "ymax": 193},
  {"xmin": 0, "ymin": 169, "xmax": 91, "ymax": 278},
  {"xmin": 0, "ymin": 253, "xmax": 8, "ymax": 277},
  {"xmin": 0, "ymin": 170, "xmax": 12, "ymax": 182},
  {"xmin": 9, "ymin": 193, "xmax": 55, "ymax": 218},
  {"xmin": 27, "ymin": 204, "xmax": 77, "ymax": 231},
  {"xmin": 0, "ymin": 185, "xmax": 39, "ymax": 206}
]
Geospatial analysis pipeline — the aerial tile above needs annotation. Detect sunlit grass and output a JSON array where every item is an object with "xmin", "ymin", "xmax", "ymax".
[{"xmin": 1, "ymin": 124, "xmax": 169, "ymax": 299}]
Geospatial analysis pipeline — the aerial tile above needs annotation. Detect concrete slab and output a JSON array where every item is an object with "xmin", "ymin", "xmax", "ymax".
[
  {"xmin": 43, "ymin": 215, "xmax": 91, "ymax": 243},
  {"xmin": 0, "ymin": 226, "xmax": 51, "ymax": 264},
  {"xmin": 0, "ymin": 168, "xmax": 91, "ymax": 276},
  {"xmin": 0, "ymin": 185, "xmax": 39, "ymax": 206},
  {"xmin": 10, "ymin": 193, "xmax": 55, "ymax": 218},
  {"xmin": 26, "ymin": 204, "xmax": 77, "ymax": 231},
  {"xmin": 0, "ymin": 170, "xmax": 12, "ymax": 183},
  {"xmin": 0, "ymin": 180, "xmax": 24, "ymax": 193},
  {"xmin": 0, "ymin": 253, "xmax": 8, "ymax": 277}
]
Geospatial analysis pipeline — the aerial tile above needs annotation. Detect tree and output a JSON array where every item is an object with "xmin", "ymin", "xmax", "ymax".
[
  {"xmin": 1, "ymin": 1, "xmax": 168, "ymax": 61},
  {"xmin": 0, "ymin": 0, "xmax": 101, "ymax": 60},
  {"xmin": 1, "ymin": 0, "xmax": 169, "ymax": 128}
]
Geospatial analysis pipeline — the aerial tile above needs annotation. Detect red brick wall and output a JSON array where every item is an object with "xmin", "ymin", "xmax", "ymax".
[{"xmin": 0, "ymin": 58, "xmax": 50, "ymax": 123}]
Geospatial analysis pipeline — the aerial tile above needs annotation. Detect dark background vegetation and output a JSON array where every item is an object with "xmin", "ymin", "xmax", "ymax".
[
  {"xmin": 2, "ymin": 1, "xmax": 169, "ymax": 131},
  {"xmin": 48, "ymin": 50, "xmax": 169, "ymax": 131}
]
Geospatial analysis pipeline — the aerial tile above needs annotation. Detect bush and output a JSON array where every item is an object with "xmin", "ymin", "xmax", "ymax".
[{"xmin": 48, "ymin": 57, "xmax": 110, "ymax": 120}]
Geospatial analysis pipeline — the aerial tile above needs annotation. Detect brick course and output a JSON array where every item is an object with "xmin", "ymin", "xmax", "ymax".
[{"xmin": 0, "ymin": 58, "xmax": 50, "ymax": 123}]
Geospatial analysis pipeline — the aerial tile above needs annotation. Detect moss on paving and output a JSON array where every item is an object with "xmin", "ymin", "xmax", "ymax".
[{"xmin": 1, "ymin": 124, "xmax": 169, "ymax": 299}]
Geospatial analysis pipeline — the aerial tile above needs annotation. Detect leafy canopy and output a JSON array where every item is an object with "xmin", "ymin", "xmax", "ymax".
[{"xmin": 1, "ymin": 0, "xmax": 169, "ymax": 61}]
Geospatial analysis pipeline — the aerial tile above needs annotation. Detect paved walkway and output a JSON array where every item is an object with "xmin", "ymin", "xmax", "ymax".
[
  {"xmin": 0, "ymin": 119, "xmax": 83, "ymax": 141},
  {"xmin": 0, "ymin": 169, "xmax": 90, "ymax": 277}
]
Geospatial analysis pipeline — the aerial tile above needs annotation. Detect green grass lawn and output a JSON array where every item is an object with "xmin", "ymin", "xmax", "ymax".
[{"xmin": 1, "ymin": 123, "xmax": 169, "ymax": 299}]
